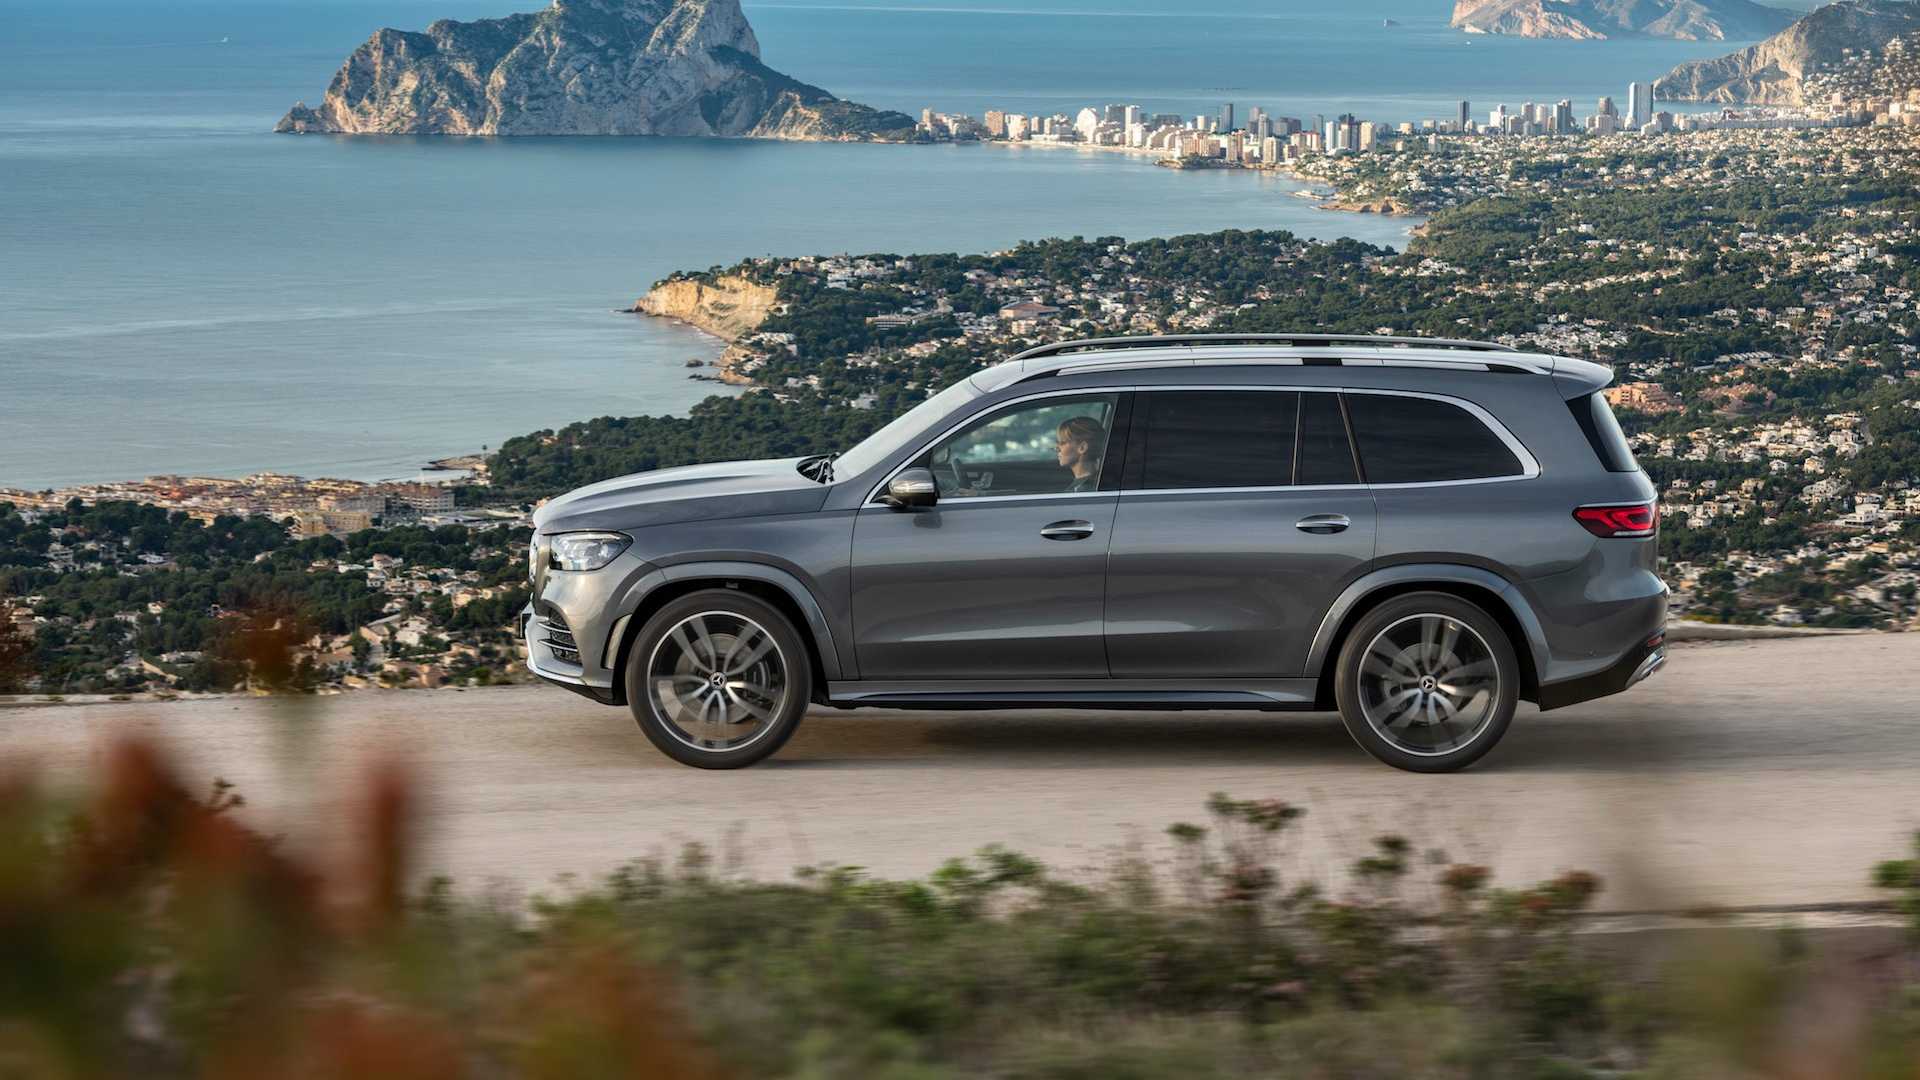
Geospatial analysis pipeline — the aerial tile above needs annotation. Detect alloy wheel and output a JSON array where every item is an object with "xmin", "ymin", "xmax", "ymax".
[
  {"xmin": 645, "ymin": 611, "xmax": 789, "ymax": 753},
  {"xmin": 1355, "ymin": 613, "xmax": 1501, "ymax": 757}
]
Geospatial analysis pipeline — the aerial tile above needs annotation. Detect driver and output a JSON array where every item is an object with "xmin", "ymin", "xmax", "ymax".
[{"xmin": 1056, "ymin": 416, "xmax": 1106, "ymax": 493}]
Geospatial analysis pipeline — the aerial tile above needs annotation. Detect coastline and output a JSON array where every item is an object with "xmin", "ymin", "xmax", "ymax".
[{"xmin": 979, "ymin": 137, "xmax": 1382, "ymax": 216}]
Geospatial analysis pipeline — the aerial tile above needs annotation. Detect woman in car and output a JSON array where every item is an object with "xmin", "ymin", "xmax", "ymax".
[{"xmin": 1056, "ymin": 416, "xmax": 1106, "ymax": 492}]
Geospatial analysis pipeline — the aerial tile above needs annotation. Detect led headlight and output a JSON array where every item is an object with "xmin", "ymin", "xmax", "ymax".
[{"xmin": 547, "ymin": 531, "xmax": 631, "ymax": 572}]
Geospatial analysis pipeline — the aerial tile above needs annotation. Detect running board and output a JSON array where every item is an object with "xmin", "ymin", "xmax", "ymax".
[{"xmin": 825, "ymin": 678, "xmax": 1320, "ymax": 711}]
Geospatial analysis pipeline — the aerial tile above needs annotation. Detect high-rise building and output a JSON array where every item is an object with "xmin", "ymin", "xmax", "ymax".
[
  {"xmin": 1489, "ymin": 104, "xmax": 1507, "ymax": 130},
  {"xmin": 1124, "ymin": 105, "xmax": 1143, "ymax": 128},
  {"xmin": 1597, "ymin": 95, "xmax": 1617, "ymax": 118},
  {"xmin": 1074, "ymin": 107, "xmax": 1101, "ymax": 141},
  {"xmin": 1218, "ymin": 103, "xmax": 1236, "ymax": 132},
  {"xmin": 1457, "ymin": 100, "xmax": 1470, "ymax": 130},
  {"xmin": 983, "ymin": 109, "xmax": 1007, "ymax": 138},
  {"xmin": 1553, "ymin": 100, "xmax": 1574, "ymax": 134},
  {"xmin": 1628, "ymin": 82, "xmax": 1653, "ymax": 129}
]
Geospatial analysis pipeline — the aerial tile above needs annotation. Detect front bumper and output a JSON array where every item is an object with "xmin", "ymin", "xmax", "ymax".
[
  {"xmin": 520, "ymin": 604, "xmax": 619, "ymax": 703},
  {"xmin": 1535, "ymin": 628, "xmax": 1667, "ymax": 711}
]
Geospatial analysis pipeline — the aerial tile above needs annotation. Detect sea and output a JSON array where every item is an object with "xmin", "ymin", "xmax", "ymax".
[{"xmin": 0, "ymin": 0, "xmax": 1785, "ymax": 489}]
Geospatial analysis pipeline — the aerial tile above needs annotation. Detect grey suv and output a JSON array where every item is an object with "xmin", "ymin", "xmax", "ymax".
[{"xmin": 521, "ymin": 334, "xmax": 1666, "ymax": 772}]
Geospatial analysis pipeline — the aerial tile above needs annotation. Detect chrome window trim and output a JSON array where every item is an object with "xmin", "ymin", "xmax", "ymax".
[{"xmin": 866, "ymin": 382, "xmax": 1538, "ymax": 504}]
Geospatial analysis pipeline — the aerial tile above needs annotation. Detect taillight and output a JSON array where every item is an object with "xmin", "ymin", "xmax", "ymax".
[{"xmin": 1573, "ymin": 502, "xmax": 1656, "ymax": 538}]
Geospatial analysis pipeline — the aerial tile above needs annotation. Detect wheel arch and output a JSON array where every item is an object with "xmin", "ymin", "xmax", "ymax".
[
  {"xmin": 606, "ymin": 562, "xmax": 844, "ymax": 706},
  {"xmin": 1308, "ymin": 566, "xmax": 1546, "ymax": 709}
]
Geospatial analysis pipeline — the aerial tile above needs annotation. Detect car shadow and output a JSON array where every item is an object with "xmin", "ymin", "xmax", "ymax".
[{"xmin": 763, "ymin": 701, "xmax": 1780, "ymax": 774}]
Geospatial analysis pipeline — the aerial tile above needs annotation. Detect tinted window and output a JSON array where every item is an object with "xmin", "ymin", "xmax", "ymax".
[
  {"xmin": 1569, "ymin": 392, "xmax": 1640, "ymax": 473},
  {"xmin": 1297, "ymin": 392, "xmax": 1358, "ymax": 485},
  {"xmin": 1346, "ymin": 393, "xmax": 1525, "ymax": 484},
  {"xmin": 922, "ymin": 394, "xmax": 1119, "ymax": 498},
  {"xmin": 1140, "ymin": 391, "xmax": 1296, "ymax": 490}
]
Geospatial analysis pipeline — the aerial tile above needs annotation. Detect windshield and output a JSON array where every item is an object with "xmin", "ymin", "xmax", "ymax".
[{"xmin": 828, "ymin": 377, "xmax": 983, "ymax": 480}]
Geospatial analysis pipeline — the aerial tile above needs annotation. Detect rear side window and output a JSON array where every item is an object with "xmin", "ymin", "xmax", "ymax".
[
  {"xmin": 1569, "ymin": 392, "xmax": 1640, "ymax": 473},
  {"xmin": 1297, "ymin": 392, "xmax": 1358, "ymax": 485},
  {"xmin": 1346, "ymin": 393, "xmax": 1525, "ymax": 484},
  {"xmin": 1139, "ymin": 391, "xmax": 1296, "ymax": 489}
]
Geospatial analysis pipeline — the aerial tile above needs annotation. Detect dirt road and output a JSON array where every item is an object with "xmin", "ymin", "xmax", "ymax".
[{"xmin": 3, "ymin": 634, "xmax": 1915, "ymax": 911}]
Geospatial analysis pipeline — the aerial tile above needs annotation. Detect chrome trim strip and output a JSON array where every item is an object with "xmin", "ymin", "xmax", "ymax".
[
  {"xmin": 868, "ymin": 383, "xmax": 1540, "ymax": 503},
  {"xmin": 1627, "ymin": 649, "xmax": 1666, "ymax": 688},
  {"xmin": 603, "ymin": 612, "xmax": 632, "ymax": 670}
]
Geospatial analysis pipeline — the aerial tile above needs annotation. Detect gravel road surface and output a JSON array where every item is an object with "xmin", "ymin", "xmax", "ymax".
[{"xmin": 3, "ymin": 634, "xmax": 1915, "ymax": 911}]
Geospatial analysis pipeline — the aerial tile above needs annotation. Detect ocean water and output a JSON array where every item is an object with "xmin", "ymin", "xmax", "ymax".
[{"xmin": 0, "ymin": 0, "xmax": 1760, "ymax": 489}]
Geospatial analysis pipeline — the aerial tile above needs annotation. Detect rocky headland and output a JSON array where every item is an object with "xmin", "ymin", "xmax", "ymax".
[
  {"xmin": 1449, "ymin": 0, "xmax": 1796, "ymax": 40},
  {"xmin": 1655, "ymin": 0, "xmax": 1920, "ymax": 103},
  {"xmin": 276, "ymin": 0, "xmax": 916, "ymax": 140},
  {"xmin": 634, "ymin": 274, "xmax": 778, "ymax": 384}
]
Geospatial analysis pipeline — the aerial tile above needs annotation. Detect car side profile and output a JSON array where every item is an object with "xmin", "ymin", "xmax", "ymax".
[{"xmin": 520, "ymin": 333, "xmax": 1667, "ymax": 772}]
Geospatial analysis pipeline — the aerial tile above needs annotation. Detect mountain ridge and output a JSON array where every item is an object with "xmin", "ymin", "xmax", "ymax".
[
  {"xmin": 1449, "ymin": 0, "xmax": 1798, "ymax": 40},
  {"xmin": 275, "ymin": 0, "xmax": 916, "ymax": 139},
  {"xmin": 1655, "ymin": 0, "xmax": 1920, "ymax": 102}
]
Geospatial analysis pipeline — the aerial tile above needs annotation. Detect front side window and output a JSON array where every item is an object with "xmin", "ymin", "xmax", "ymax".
[
  {"xmin": 1139, "ymin": 390, "xmax": 1296, "ymax": 490},
  {"xmin": 921, "ymin": 394, "xmax": 1120, "ymax": 498},
  {"xmin": 1345, "ymin": 393, "xmax": 1526, "ymax": 484}
]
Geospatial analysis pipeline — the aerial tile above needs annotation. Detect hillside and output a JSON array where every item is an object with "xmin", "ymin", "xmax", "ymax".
[
  {"xmin": 1655, "ymin": 0, "xmax": 1920, "ymax": 102},
  {"xmin": 1450, "ymin": 0, "xmax": 1797, "ymax": 40},
  {"xmin": 275, "ymin": 0, "xmax": 916, "ymax": 139}
]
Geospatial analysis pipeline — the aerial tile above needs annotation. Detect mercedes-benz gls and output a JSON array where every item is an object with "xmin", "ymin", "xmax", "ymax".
[{"xmin": 520, "ymin": 334, "xmax": 1667, "ymax": 773}]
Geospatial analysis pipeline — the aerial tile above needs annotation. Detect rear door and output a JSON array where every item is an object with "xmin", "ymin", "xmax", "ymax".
[{"xmin": 1103, "ymin": 388, "xmax": 1377, "ymax": 677}]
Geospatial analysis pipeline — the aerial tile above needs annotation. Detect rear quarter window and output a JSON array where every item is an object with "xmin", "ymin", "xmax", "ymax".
[
  {"xmin": 1345, "ymin": 393, "xmax": 1526, "ymax": 484},
  {"xmin": 1569, "ymin": 392, "xmax": 1641, "ymax": 473}
]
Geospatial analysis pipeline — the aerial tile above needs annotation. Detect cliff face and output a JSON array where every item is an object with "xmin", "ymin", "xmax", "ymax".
[
  {"xmin": 276, "ymin": 0, "xmax": 915, "ymax": 139},
  {"xmin": 635, "ymin": 275, "xmax": 777, "ymax": 341},
  {"xmin": 1655, "ymin": 0, "xmax": 1920, "ymax": 103},
  {"xmin": 1450, "ymin": 0, "xmax": 1796, "ymax": 40}
]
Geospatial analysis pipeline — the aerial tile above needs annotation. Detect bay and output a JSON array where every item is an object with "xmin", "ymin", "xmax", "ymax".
[{"xmin": 0, "ymin": 0, "xmax": 1763, "ymax": 488}]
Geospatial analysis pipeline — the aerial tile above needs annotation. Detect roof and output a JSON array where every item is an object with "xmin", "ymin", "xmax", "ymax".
[{"xmin": 969, "ymin": 334, "xmax": 1614, "ymax": 395}]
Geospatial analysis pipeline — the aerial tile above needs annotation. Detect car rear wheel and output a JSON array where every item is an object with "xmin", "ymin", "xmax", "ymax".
[
  {"xmin": 1333, "ymin": 592, "xmax": 1518, "ymax": 773},
  {"xmin": 624, "ymin": 590, "xmax": 810, "ymax": 769}
]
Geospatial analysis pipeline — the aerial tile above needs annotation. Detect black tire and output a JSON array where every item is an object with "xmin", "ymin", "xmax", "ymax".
[
  {"xmin": 623, "ymin": 589, "xmax": 811, "ymax": 769},
  {"xmin": 1333, "ymin": 592, "xmax": 1519, "ymax": 773}
]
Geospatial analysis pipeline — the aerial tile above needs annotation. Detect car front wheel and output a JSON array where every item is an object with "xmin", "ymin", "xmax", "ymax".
[
  {"xmin": 1333, "ymin": 592, "xmax": 1519, "ymax": 773},
  {"xmin": 624, "ymin": 589, "xmax": 810, "ymax": 769}
]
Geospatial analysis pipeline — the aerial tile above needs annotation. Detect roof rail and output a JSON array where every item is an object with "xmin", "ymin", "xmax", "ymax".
[{"xmin": 1007, "ymin": 333, "xmax": 1517, "ymax": 363}]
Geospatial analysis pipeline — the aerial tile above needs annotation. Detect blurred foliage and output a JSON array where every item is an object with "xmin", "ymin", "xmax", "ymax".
[{"xmin": 2, "ymin": 749, "xmax": 1918, "ymax": 1078}]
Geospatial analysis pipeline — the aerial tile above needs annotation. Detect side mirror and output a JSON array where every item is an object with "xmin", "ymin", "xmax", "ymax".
[{"xmin": 882, "ymin": 468, "xmax": 939, "ymax": 510}]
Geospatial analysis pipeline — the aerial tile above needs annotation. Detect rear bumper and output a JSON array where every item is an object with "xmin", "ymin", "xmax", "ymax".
[{"xmin": 1535, "ymin": 628, "xmax": 1666, "ymax": 711}]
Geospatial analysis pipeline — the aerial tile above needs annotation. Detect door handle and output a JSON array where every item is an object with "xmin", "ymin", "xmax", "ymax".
[
  {"xmin": 1295, "ymin": 513, "xmax": 1351, "ymax": 535},
  {"xmin": 1040, "ymin": 519, "xmax": 1095, "ymax": 541}
]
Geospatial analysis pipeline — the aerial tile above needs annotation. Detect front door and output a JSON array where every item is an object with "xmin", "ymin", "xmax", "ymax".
[
  {"xmin": 851, "ymin": 392, "xmax": 1124, "ymax": 679},
  {"xmin": 1103, "ymin": 388, "xmax": 1377, "ymax": 677}
]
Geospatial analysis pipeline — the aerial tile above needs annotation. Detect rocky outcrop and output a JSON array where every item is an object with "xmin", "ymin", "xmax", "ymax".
[
  {"xmin": 1450, "ymin": 0, "xmax": 1795, "ymax": 40},
  {"xmin": 635, "ymin": 275, "xmax": 777, "ymax": 341},
  {"xmin": 1656, "ymin": 0, "xmax": 1920, "ymax": 103},
  {"xmin": 276, "ymin": 0, "xmax": 915, "ymax": 140}
]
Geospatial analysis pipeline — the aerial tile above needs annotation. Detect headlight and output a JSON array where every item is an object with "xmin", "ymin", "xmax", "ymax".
[{"xmin": 547, "ymin": 532, "xmax": 631, "ymax": 572}]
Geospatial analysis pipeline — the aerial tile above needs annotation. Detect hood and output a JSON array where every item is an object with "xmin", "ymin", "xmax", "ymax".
[{"xmin": 533, "ymin": 457, "xmax": 831, "ymax": 534}]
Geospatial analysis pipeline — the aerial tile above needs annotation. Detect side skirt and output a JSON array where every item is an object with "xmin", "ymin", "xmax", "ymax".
[{"xmin": 824, "ymin": 678, "xmax": 1321, "ymax": 711}]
